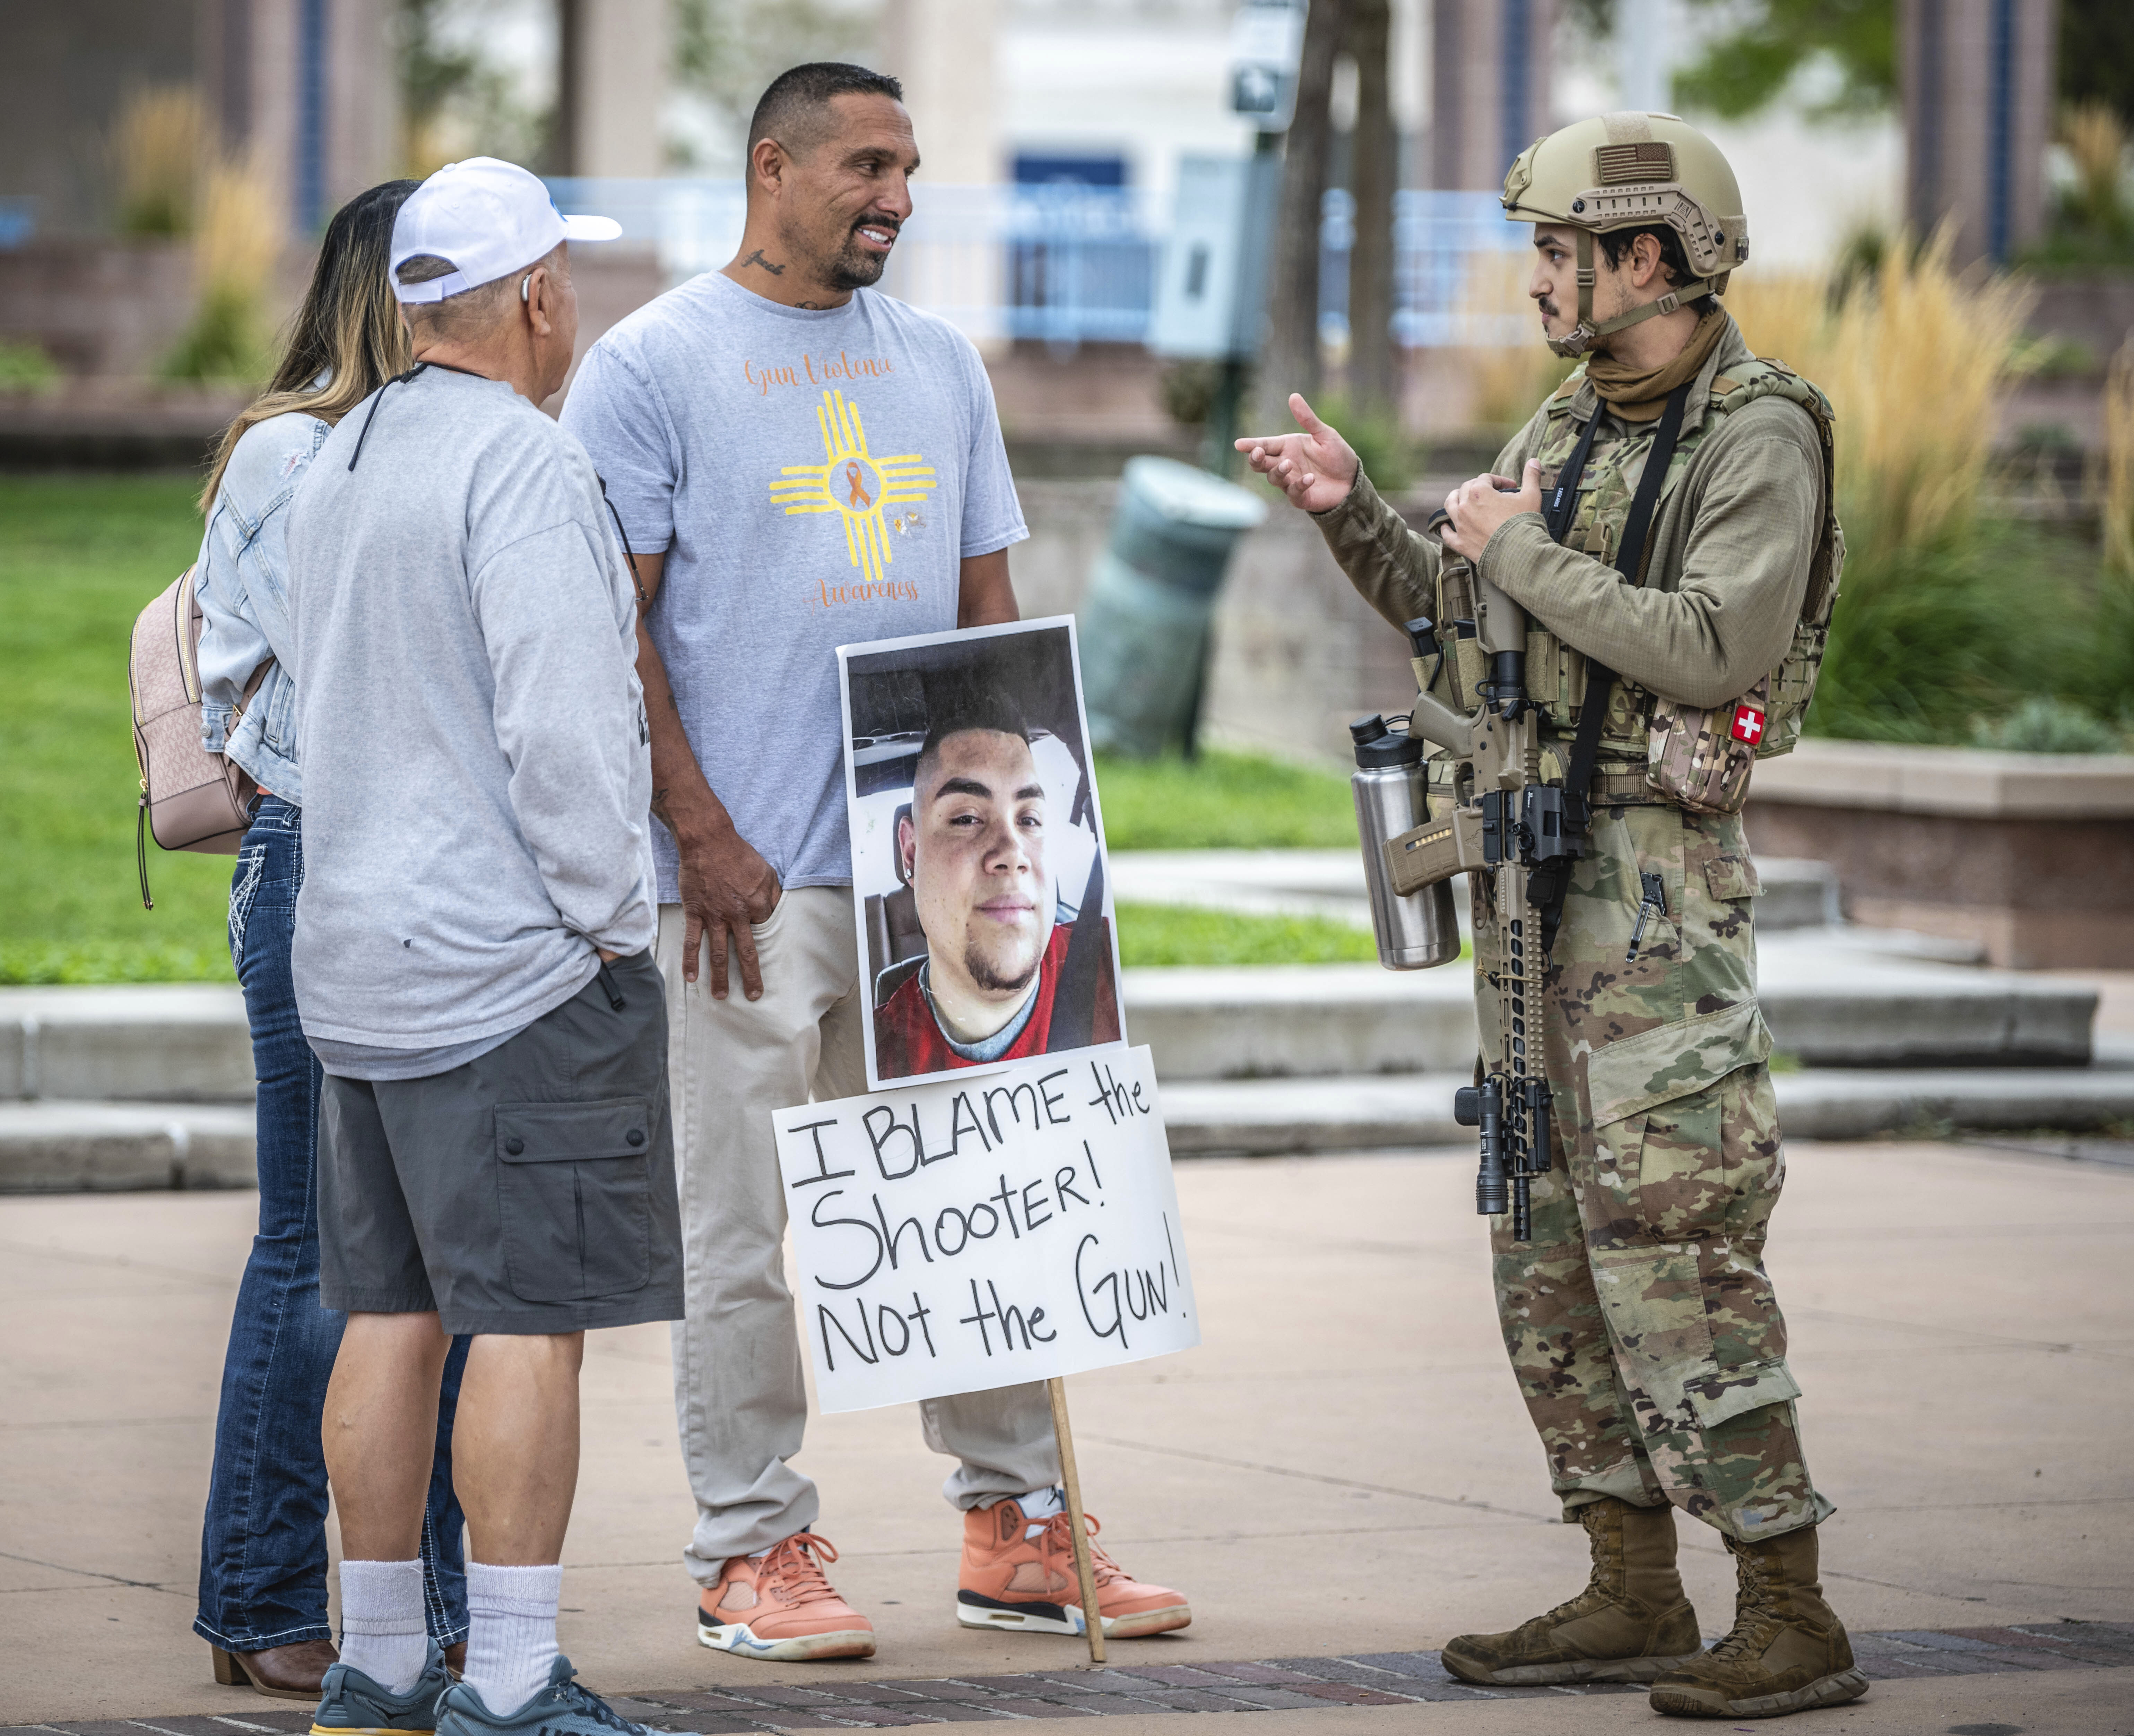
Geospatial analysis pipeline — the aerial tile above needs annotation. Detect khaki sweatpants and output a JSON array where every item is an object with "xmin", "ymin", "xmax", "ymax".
[{"xmin": 657, "ymin": 888, "xmax": 1058, "ymax": 1581}]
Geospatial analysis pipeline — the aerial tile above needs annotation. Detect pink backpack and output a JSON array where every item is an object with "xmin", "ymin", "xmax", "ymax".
[{"xmin": 128, "ymin": 567, "xmax": 266, "ymax": 907}]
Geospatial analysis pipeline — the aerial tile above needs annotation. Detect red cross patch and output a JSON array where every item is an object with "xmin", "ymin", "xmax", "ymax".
[{"xmin": 1730, "ymin": 702, "xmax": 1767, "ymax": 744}]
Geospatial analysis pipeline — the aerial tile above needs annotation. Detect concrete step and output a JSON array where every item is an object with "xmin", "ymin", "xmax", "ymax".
[
  {"xmin": 1111, "ymin": 848, "xmax": 1846, "ymax": 932},
  {"xmin": 0, "ymin": 936, "xmax": 2100, "ymax": 1111},
  {"xmin": 0, "ymin": 1100, "xmax": 258, "ymax": 1191},
  {"xmin": 0, "ymin": 984, "xmax": 252, "ymax": 1102},
  {"xmin": 1124, "ymin": 939, "xmax": 2098, "ymax": 1078},
  {"xmin": 1159, "ymin": 1064, "xmax": 2134, "ymax": 1157},
  {"xmin": 10, "ymin": 1060, "xmax": 2131, "ymax": 1186}
]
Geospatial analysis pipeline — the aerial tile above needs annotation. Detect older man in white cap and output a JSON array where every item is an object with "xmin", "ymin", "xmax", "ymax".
[{"xmin": 284, "ymin": 157, "xmax": 678, "ymax": 1736}]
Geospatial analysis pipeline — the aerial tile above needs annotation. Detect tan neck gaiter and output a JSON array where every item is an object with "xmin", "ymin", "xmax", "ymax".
[{"xmin": 1584, "ymin": 305, "xmax": 1728, "ymax": 422}]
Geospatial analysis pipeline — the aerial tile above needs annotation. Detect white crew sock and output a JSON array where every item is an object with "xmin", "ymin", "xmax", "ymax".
[
  {"xmin": 1017, "ymin": 1485, "xmax": 1067, "ymax": 1535},
  {"xmin": 464, "ymin": 1561, "xmax": 563, "ymax": 1716},
  {"xmin": 338, "ymin": 1558, "xmax": 429, "ymax": 1695}
]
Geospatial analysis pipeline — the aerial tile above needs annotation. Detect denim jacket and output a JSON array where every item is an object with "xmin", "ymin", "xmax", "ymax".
[{"xmin": 195, "ymin": 410, "xmax": 332, "ymax": 803}]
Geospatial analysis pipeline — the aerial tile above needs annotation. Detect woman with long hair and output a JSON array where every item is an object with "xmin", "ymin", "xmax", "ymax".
[{"xmin": 192, "ymin": 179, "xmax": 470, "ymax": 1700}]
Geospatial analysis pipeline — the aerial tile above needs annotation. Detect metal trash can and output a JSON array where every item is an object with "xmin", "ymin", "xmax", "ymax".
[{"xmin": 1078, "ymin": 456, "xmax": 1268, "ymax": 757}]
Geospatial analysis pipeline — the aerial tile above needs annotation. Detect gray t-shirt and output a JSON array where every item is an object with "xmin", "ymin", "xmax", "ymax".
[
  {"xmin": 286, "ymin": 366, "xmax": 657, "ymax": 1068},
  {"xmin": 560, "ymin": 271, "xmax": 1027, "ymax": 896}
]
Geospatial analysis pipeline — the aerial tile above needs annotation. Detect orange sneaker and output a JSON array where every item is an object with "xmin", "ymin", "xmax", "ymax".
[
  {"xmin": 696, "ymin": 1531, "xmax": 876, "ymax": 1661},
  {"xmin": 956, "ymin": 1497, "xmax": 1190, "ymax": 1639}
]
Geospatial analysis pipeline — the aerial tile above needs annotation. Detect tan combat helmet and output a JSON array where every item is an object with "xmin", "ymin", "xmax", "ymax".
[{"xmin": 1500, "ymin": 112, "xmax": 1750, "ymax": 357}]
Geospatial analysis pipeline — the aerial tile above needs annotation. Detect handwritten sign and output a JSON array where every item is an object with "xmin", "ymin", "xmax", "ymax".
[{"xmin": 774, "ymin": 1045, "xmax": 1198, "ymax": 1413}]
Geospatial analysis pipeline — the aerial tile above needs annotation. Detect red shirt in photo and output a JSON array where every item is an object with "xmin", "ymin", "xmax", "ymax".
[{"xmin": 875, "ymin": 921, "xmax": 1119, "ymax": 1079}]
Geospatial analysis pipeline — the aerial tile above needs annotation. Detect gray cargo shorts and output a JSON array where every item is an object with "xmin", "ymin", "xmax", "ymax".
[{"xmin": 318, "ymin": 951, "xmax": 683, "ymax": 1335}]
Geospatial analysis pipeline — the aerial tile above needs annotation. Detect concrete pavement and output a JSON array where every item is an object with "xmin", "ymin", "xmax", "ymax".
[{"xmin": 2, "ymin": 1138, "xmax": 2129, "ymax": 1730}]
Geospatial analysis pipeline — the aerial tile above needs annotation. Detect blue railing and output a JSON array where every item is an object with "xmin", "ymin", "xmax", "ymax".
[{"xmin": 545, "ymin": 177, "xmax": 1530, "ymax": 350}]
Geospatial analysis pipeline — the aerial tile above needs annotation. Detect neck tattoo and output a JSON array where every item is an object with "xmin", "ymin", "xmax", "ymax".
[{"xmin": 740, "ymin": 249, "xmax": 785, "ymax": 277}]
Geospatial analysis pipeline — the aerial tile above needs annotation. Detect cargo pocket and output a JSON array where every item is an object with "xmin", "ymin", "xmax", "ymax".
[
  {"xmin": 1586, "ymin": 1042, "xmax": 1794, "ymax": 1442},
  {"xmin": 1586, "ymin": 999, "xmax": 1771, "ymax": 1130},
  {"xmin": 1704, "ymin": 853, "xmax": 1761, "ymax": 902},
  {"xmin": 1596, "ymin": 1236, "xmax": 1805, "ymax": 1440},
  {"xmin": 1684, "ymin": 1357, "xmax": 1801, "ymax": 1431},
  {"xmin": 495, "ymin": 1096, "xmax": 654, "ymax": 1303},
  {"xmin": 1590, "ymin": 1240, "xmax": 1715, "ymax": 1433}
]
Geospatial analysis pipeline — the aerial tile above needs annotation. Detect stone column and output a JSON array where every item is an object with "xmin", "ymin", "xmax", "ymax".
[
  {"xmin": 197, "ymin": 0, "xmax": 400, "ymax": 231},
  {"xmin": 557, "ymin": 0, "xmax": 670, "ymax": 179},
  {"xmin": 1349, "ymin": 0, "xmax": 1398, "ymax": 417},
  {"xmin": 879, "ymin": 0, "xmax": 1002, "ymax": 346},
  {"xmin": 326, "ymin": 0, "xmax": 400, "ymax": 209},
  {"xmin": 879, "ymin": 0, "xmax": 1001, "ymax": 189},
  {"xmin": 1426, "ymin": 0, "xmax": 1558, "ymax": 190},
  {"xmin": 1901, "ymin": 0, "xmax": 2058, "ymax": 264}
]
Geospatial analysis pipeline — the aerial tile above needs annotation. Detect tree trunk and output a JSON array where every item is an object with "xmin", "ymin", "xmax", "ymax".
[
  {"xmin": 1253, "ymin": 0, "xmax": 1353, "ymax": 431},
  {"xmin": 1346, "ymin": 0, "xmax": 1396, "ymax": 421}
]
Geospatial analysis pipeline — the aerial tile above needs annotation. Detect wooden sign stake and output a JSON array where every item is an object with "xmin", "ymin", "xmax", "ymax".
[{"xmin": 1046, "ymin": 1375, "xmax": 1106, "ymax": 1664}]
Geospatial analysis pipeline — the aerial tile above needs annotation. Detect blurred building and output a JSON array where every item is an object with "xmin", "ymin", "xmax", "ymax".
[
  {"xmin": 0, "ymin": 0, "xmax": 2083, "ymax": 434},
  {"xmin": 1901, "ymin": 0, "xmax": 2059, "ymax": 265},
  {"xmin": 0, "ymin": 0, "xmax": 400, "ymax": 241}
]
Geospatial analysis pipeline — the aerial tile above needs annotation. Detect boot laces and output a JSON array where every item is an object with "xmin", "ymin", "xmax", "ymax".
[
  {"xmin": 1708, "ymin": 1543, "xmax": 1784, "ymax": 1660},
  {"xmin": 757, "ymin": 1531, "xmax": 844, "ymax": 1606},
  {"xmin": 1534, "ymin": 1507, "xmax": 1622, "ymax": 1626},
  {"xmin": 1036, "ymin": 1510, "xmax": 1126, "ymax": 1587}
]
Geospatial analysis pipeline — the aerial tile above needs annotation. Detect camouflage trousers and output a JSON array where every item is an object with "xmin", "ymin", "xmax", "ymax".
[{"xmin": 1471, "ymin": 798, "xmax": 1834, "ymax": 1544}]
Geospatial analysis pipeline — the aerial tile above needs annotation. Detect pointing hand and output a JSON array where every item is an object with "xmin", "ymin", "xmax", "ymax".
[{"xmin": 1234, "ymin": 393, "xmax": 1360, "ymax": 515}]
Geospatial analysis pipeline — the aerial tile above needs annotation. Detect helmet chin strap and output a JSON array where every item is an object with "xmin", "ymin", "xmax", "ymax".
[{"xmin": 1548, "ymin": 227, "xmax": 1717, "ymax": 359}]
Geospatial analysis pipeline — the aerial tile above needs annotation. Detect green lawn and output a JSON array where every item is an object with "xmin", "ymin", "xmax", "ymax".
[
  {"xmin": 0, "ymin": 475, "xmax": 235, "ymax": 984},
  {"xmin": 1113, "ymin": 901, "xmax": 1378, "ymax": 967},
  {"xmin": 1094, "ymin": 749, "xmax": 1357, "ymax": 849},
  {"xmin": 0, "ymin": 476, "xmax": 1370, "ymax": 983}
]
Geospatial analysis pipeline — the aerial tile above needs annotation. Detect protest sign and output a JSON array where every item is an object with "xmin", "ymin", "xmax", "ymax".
[{"xmin": 773, "ymin": 1044, "xmax": 1197, "ymax": 1414}]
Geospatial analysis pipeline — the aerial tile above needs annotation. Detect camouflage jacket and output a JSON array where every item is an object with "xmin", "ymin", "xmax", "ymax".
[
  {"xmin": 1313, "ymin": 312, "xmax": 1833, "ymax": 774},
  {"xmin": 1313, "ymin": 313, "xmax": 1836, "ymax": 1132}
]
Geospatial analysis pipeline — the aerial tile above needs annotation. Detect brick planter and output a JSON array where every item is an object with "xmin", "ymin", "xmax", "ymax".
[{"xmin": 1744, "ymin": 738, "xmax": 2134, "ymax": 967}]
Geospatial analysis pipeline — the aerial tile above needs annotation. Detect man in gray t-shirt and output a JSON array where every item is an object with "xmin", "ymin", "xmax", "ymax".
[{"xmin": 561, "ymin": 64, "xmax": 1189, "ymax": 1660}]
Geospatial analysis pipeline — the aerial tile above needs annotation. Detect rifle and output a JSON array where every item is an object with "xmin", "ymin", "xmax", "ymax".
[
  {"xmin": 1383, "ymin": 543, "xmax": 1569, "ymax": 1245},
  {"xmin": 1374, "ymin": 384, "xmax": 1691, "ymax": 1244}
]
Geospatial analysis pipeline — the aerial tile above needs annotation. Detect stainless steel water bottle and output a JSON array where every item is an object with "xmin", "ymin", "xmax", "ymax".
[{"xmin": 1351, "ymin": 714, "xmax": 1461, "ymax": 971}]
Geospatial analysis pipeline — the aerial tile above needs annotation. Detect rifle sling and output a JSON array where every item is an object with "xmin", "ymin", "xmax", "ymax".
[{"xmin": 1535, "ymin": 380, "xmax": 1692, "ymax": 957}]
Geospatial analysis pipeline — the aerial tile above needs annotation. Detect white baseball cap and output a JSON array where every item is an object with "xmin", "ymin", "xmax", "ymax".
[{"xmin": 389, "ymin": 157, "xmax": 623, "ymax": 304}]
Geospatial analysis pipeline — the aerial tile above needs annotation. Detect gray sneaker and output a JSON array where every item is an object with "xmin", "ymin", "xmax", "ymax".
[
  {"xmin": 311, "ymin": 1642, "xmax": 452, "ymax": 1735},
  {"xmin": 435, "ymin": 1657, "xmax": 657, "ymax": 1736}
]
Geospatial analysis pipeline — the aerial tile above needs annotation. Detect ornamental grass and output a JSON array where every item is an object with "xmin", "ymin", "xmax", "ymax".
[
  {"xmin": 1720, "ymin": 233, "xmax": 2111, "ymax": 744},
  {"xmin": 162, "ymin": 152, "xmax": 283, "ymax": 385},
  {"xmin": 2060, "ymin": 99, "xmax": 2131, "ymax": 239},
  {"xmin": 111, "ymin": 85, "xmax": 204, "ymax": 236}
]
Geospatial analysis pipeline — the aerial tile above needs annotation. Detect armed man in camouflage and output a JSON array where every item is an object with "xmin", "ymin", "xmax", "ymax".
[{"xmin": 1238, "ymin": 114, "xmax": 1862, "ymax": 1721}]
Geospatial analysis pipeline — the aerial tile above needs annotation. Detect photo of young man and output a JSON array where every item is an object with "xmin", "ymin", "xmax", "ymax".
[{"xmin": 873, "ymin": 695, "xmax": 1119, "ymax": 1080}]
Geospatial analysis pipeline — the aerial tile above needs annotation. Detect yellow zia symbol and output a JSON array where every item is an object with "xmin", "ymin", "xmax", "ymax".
[{"xmin": 769, "ymin": 389, "xmax": 937, "ymax": 584}]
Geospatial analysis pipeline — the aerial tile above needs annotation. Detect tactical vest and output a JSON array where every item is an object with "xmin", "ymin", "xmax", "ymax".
[{"xmin": 1435, "ymin": 357, "xmax": 1842, "ymax": 780}]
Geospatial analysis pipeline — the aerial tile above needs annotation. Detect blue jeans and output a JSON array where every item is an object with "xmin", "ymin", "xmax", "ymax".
[{"xmin": 196, "ymin": 797, "xmax": 471, "ymax": 1652}]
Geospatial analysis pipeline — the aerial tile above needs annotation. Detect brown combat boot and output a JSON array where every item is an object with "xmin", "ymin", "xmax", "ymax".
[
  {"xmin": 1440, "ymin": 1497, "xmax": 1702, "ymax": 1685},
  {"xmin": 1649, "ymin": 1523, "xmax": 1870, "ymax": 1718}
]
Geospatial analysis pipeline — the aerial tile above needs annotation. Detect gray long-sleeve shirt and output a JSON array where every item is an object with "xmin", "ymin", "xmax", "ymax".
[{"xmin": 285, "ymin": 366, "xmax": 656, "ymax": 1058}]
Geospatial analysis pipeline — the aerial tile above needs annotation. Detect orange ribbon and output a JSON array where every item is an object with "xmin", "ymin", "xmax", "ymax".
[{"xmin": 845, "ymin": 462, "xmax": 873, "ymax": 508}]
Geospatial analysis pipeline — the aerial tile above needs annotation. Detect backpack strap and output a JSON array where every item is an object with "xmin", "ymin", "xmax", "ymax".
[{"xmin": 1709, "ymin": 358, "xmax": 1841, "ymax": 625}]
